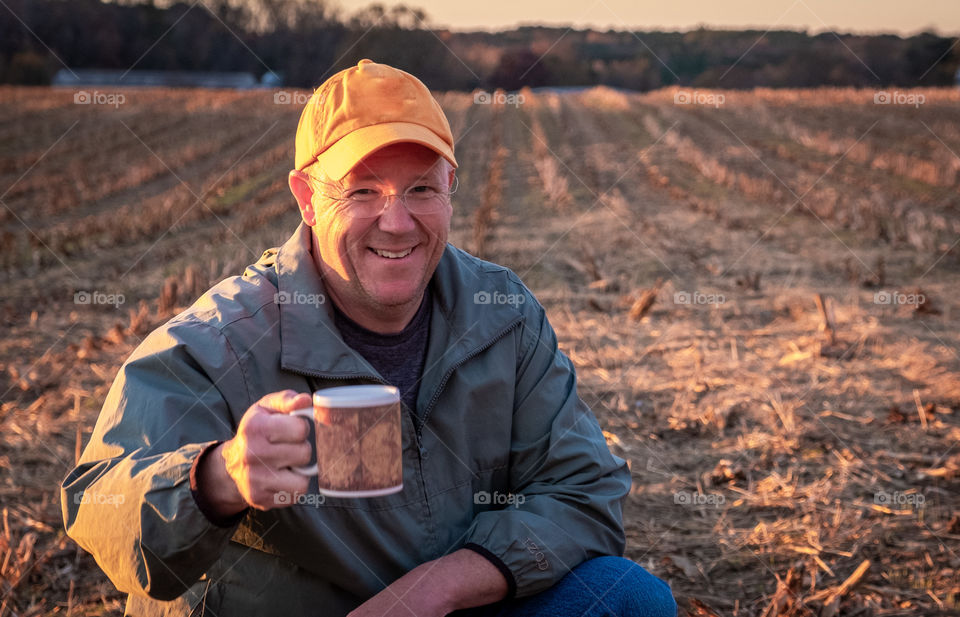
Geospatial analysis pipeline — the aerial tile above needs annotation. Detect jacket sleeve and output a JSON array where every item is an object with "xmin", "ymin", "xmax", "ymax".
[
  {"xmin": 462, "ymin": 297, "xmax": 631, "ymax": 598},
  {"xmin": 61, "ymin": 319, "xmax": 250, "ymax": 601}
]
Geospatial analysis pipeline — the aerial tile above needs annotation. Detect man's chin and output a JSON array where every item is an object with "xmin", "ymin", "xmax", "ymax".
[{"xmin": 363, "ymin": 285, "xmax": 425, "ymax": 310}]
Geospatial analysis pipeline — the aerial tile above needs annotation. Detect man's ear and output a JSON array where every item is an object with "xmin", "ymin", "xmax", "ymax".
[{"xmin": 288, "ymin": 169, "xmax": 317, "ymax": 226}]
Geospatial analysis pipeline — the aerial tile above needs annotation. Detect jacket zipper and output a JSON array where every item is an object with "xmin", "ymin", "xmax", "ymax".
[{"xmin": 416, "ymin": 317, "xmax": 524, "ymax": 439}]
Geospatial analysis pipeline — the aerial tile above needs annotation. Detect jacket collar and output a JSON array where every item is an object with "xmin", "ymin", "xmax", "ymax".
[{"xmin": 275, "ymin": 223, "xmax": 524, "ymax": 382}]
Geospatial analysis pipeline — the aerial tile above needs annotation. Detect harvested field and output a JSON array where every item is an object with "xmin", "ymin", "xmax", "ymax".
[{"xmin": 2, "ymin": 85, "xmax": 959, "ymax": 616}]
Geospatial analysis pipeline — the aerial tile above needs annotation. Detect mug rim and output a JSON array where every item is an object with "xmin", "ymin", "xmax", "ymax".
[{"xmin": 313, "ymin": 384, "xmax": 400, "ymax": 408}]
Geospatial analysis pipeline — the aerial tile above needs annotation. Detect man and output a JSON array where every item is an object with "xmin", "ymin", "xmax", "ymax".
[{"xmin": 62, "ymin": 59, "xmax": 676, "ymax": 617}]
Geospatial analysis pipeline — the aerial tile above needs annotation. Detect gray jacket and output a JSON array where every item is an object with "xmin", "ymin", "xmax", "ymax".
[{"xmin": 61, "ymin": 223, "xmax": 631, "ymax": 616}]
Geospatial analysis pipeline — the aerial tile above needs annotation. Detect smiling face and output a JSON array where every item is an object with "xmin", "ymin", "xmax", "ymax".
[{"xmin": 289, "ymin": 143, "xmax": 454, "ymax": 333}]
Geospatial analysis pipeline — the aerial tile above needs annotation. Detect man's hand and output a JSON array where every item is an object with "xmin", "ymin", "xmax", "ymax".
[
  {"xmin": 198, "ymin": 390, "xmax": 313, "ymax": 516},
  {"xmin": 347, "ymin": 548, "xmax": 509, "ymax": 617}
]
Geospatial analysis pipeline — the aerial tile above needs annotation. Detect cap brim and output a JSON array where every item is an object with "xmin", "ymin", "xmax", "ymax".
[{"xmin": 311, "ymin": 122, "xmax": 458, "ymax": 180}]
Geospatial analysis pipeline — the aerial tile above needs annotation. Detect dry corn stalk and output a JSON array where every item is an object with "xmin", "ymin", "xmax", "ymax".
[{"xmin": 628, "ymin": 278, "xmax": 663, "ymax": 321}]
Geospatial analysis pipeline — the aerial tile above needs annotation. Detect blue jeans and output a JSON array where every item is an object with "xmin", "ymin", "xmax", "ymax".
[{"xmin": 452, "ymin": 556, "xmax": 677, "ymax": 617}]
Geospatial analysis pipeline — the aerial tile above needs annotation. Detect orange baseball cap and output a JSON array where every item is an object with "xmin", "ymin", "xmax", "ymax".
[{"xmin": 294, "ymin": 59, "xmax": 458, "ymax": 180}]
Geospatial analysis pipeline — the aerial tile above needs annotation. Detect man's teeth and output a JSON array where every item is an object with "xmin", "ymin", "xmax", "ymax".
[{"xmin": 373, "ymin": 248, "xmax": 413, "ymax": 259}]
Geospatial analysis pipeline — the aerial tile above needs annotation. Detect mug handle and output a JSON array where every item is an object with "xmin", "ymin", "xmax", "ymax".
[{"xmin": 288, "ymin": 407, "xmax": 317, "ymax": 476}]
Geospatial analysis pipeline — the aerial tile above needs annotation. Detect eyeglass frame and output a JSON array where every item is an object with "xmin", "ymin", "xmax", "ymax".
[{"xmin": 304, "ymin": 173, "xmax": 459, "ymax": 218}]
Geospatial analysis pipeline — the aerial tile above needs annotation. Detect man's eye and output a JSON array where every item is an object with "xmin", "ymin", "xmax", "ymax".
[
  {"xmin": 345, "ymin": 188, "xmax": 379, "ymax": 201},
  {"xmin": 408, "ymin": 185, "xmax": 439, "ymax": 196}
]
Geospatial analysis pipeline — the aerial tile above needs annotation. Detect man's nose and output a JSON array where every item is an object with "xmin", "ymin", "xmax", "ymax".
[{"xmin": 376, "ymin": 195, "xmax": 418, "ymax": 233}]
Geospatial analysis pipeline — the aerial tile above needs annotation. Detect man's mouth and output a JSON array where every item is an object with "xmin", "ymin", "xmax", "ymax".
[{"xmin": 370, "ymin": 247, "xmax": 414, "ymax": 259}]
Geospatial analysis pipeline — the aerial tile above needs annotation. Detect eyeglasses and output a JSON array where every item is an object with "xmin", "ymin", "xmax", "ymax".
[{"xmin": 307, "ymin": 175, "xmax": 458, "ymax": 218}]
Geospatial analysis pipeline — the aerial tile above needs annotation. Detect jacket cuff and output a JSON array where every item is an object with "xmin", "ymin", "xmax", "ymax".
[
  {"xmin": 189, "ymin": 440, "xmax": 248, "ymax": 528},
  {"xmin": 462, "ymin": 542, "xmax": 517, "ymax": 600}
]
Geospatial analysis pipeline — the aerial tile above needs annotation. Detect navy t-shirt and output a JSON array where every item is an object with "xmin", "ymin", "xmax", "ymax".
[{"xmin": 331, "ymin": 287, "xmax": 431, "ymax": 416}]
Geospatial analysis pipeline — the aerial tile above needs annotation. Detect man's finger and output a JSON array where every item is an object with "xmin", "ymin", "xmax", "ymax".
[
  {"xmin": 264, "ymin": 413, "xmax": 311, "ymax": 444},
  {"xmin": 268, "ymin": 470, "xmax": 312, "ymax": 503},
  {"xmin": 269, "ymin": 439, "xmax": 312, "ymax": 470},
  {"xmin": 255, "ymin": 472, "xmax": 310, "ymax": 510}
]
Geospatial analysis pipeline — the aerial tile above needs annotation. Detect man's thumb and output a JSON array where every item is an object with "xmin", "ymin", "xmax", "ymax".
[{"xmin": 259, "ymin": 390, "xmax": 311, "ymax": 414}]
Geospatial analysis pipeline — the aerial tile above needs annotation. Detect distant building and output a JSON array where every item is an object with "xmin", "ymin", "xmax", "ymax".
[
  {"xmin": 51, "ymin": 69, "xmax": 280, "ymax": 89},
  {"xmin": 260, "ymin": 72, "xmax": 283, "ymax": 88}
]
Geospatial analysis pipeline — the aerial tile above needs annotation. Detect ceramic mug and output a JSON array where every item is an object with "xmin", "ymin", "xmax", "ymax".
[{"xmin": 290, "ymin": 384, "xmax": 403, "ymax": 497}]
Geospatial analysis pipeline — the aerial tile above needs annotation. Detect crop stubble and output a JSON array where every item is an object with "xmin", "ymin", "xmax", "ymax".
[{"xmin": 1, "ymin": 86, "xmax": 959, "ymax": 616}]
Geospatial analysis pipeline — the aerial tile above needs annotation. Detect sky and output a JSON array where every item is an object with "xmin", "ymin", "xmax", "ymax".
[{"xmin": 341, "ymin": 0, "xmax": 960, "ymax": 35}]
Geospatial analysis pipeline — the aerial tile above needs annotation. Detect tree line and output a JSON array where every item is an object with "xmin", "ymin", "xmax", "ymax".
[{"xmin": 1, "ymin": 0, "xmax": 957, "ymax": 90}]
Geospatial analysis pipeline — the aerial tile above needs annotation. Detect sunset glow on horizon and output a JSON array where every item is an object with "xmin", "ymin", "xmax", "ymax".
[{"xmin": 338, "ymin": 0, "xmax": 960, "ymax": 35}]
